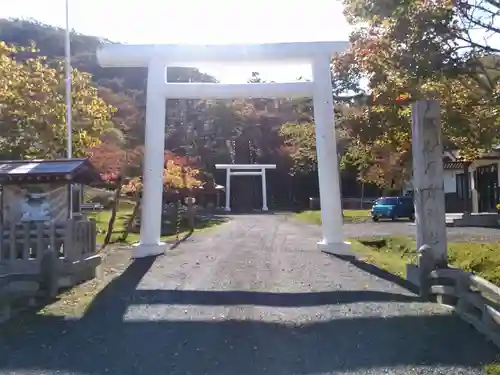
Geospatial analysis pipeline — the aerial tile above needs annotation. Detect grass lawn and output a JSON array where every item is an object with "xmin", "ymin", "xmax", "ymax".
[
  {"xmin": 87, "ymin": 200, "xmax": 138, "ymax": 244},
  {"xmin": 87, "ymin": 200, "xmax": 226, "ymax": 245},
  {"xmin": 486, "ymin": 364, "xmax": 500, "ymax": 375},
  {"xmin": 295, "ymin": 209, "xmax": 371, "ymax": 224},
  {"xmin": 351, "ymin": 235, "xmax": 500, "ymax": 286}
]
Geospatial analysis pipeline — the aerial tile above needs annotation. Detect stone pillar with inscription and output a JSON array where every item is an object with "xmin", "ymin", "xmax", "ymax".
[{"xmin": 412, "ymin": 100, "xmax": 448, "ymax": 268}]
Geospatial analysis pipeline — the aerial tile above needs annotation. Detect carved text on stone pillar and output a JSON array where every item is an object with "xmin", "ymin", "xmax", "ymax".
[{"xmin": 412, "ymin": 100, "xmax": 447, "ymax": 266}]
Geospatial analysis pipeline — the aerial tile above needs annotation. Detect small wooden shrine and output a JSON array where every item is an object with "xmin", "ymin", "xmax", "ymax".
[
  {"xmin": 0, "ymin": 158, "xmax": 102, "ymax": 224},
  {"xmin": 0, "ymin": 158, "xmax": 104, "ymax": 322}
]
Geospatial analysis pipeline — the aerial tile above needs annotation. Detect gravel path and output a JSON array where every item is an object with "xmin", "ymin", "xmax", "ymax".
[
  {"xmin": 342, "ymin": 220, "xmax": 500, "ymax": 242},
  {"xmin": 0, "ymin": 214, "xmax": 498, "ymax": 375}
]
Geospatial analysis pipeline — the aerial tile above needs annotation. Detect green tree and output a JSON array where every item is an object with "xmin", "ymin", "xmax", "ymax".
[
  {"xmin": 0, "ymin": 42, "xmax": 112, "ymax": 159},
  {"xmin": 280, "ymin": 122, "xmax": 317, "ymax": 173}
]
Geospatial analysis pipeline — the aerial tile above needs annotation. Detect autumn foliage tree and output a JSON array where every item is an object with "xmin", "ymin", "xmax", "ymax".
[
  {"xmin": 279, "ymin": 122, "xmax": 317, "ymax": 173},
  {"xmin": 88, "ymin": 141, "xmax": 202, "ymax": 245},
  {"xmin": 120, "ymin": 151, "xmax": 201, "ymax": 196},
  {"xmin": 88, "ymin": 142, "xmax": 142, "ymax": 245},
  {"xmin": 121, "ymin": 151, "xmax": 201, "ymax": 241},
  {"xmin": 88, "ymin": 142, "xmax": 141, "ymax": 186},
  {"xmin": 334, "ymin": 0, "xmax": 500, "ymax": 188},
  {"xmin": 0, "ymin": 42, "xmax": 112, "ymax": 159}
]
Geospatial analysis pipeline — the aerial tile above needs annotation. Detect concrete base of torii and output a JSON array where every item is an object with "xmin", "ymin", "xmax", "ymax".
[
  {"xmin": 132, "ymin": 242, "xmax": 166, "ymax": 259},
  {"xmin": 318, "ymin": 240, "xmax": 353, "ymax": 257}
]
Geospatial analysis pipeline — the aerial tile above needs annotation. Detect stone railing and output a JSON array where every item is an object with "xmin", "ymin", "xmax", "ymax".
[
  {"xmin": 407, "ymin": 245, "xmax": 500, "ymax": 348},
  {"xmin": 0, "ymin": 220, "xmax": 101, "ymax": 322}
]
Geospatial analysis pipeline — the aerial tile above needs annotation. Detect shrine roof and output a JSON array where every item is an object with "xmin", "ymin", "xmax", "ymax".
[
  {"xmin": 443, "ymin": 162, "xmax": 465, "ymax": 170},
  {"xmin": 0, "ymin": 158, "xmax": 103, "ymax": 185}
]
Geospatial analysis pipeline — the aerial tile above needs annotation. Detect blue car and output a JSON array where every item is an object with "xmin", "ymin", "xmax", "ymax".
[{"xmin": 371, "ymin": 196, "xmax": 415, "ymax": 222}]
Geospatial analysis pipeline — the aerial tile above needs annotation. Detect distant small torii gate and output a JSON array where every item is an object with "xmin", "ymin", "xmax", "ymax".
[
  {"xmin": 215, "ymin": 164, "xmax": 276, "ymax": 212},
  {"xmin": 97, "ymin": 41, "xmax": 351, "ymax": 259}
]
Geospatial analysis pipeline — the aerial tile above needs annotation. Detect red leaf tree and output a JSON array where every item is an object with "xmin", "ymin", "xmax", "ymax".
[
  {"xmin": 88, "ymin": 143, "xmax": 142, "ymax": 188},
  {"xmin": 87, "ymin": 142, "xmax": 143, "ymax": 246}
]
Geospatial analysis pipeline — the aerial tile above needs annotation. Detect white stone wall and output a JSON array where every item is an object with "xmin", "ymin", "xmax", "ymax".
[
  {"xmin": 405, "ymin": 169, "xmax": 457, "ymax": 194},
  {"xmin": 443, "ymin": 170, "xmax": 458, "ymax": 193}
]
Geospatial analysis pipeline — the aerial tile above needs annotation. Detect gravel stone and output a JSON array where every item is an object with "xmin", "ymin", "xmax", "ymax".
[
  {"xmin": 0, "ymin": 213, "xmax": 497, "ymax": 375},
  {"xmin": 342, "ymin": 219, "xmax": 500, "ymax": 242}
]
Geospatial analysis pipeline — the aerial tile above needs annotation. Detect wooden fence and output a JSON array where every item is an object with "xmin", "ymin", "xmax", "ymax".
[
  {"xmin": 0, "ymin": 220, "xmax": 101, "ymax": 322},
  {"xmin": 407, "ymin": 245, "xmax": 500, "ymax": 348}
]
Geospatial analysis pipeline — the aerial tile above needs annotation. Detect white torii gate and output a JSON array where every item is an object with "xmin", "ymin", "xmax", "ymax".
[
  {"xmin": 215, "ymin": 164, "xmax": 276, "ymax": 212},
  {"xmin": 97, "ymin": 41, "xmax": 352, "ymax": 258}
]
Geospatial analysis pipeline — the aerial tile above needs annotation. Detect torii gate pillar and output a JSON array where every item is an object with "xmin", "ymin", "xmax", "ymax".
[
  {"xmin": 97, "ymin": 41, "xmax": 352, "ymax": 258},
  {"xmin": 311, "ymin": 57, "xmax": 350, "ymax": 255}
]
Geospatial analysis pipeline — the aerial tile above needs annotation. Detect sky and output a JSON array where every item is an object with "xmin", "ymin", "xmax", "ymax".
[{"xmin": 0, "ymin": 0, "xmax": 351, "ymax": 83}]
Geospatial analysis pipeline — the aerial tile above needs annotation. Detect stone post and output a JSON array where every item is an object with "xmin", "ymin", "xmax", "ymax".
[
  {"xmin": 412, "ymin": 100, "xmax": 448, "ymax": 268},
  {"xmin": 216, "ymin": 192, "xmax": 220, "ymax": 209},
  {"xmin": 186, "ymin": 197, "xmax": 196, "ymax": 231},
  {"xmin": 225, "ymin": 168, "xmax": 231, "ymax": 212},
  {"xmin": 416, "ymin": 244, "xmax": 434, "ymax": 299}
]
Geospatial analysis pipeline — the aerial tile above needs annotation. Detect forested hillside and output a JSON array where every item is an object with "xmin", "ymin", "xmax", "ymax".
[
  {"xmin": 1, "ymin": 18, "xmax": 379, "ymax": 210},
  {"xmin": 2, "ymin": 3, "xmax": 500, "ymax": 205},
  {"xmin": 0, "ymin": 18, "xmax": 215, "ymax": 90}
]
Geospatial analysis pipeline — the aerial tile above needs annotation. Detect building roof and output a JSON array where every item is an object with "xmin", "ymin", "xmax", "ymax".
[{"xmin": 0, "ymin": 158, "xmax": 103, "ymax": 185}]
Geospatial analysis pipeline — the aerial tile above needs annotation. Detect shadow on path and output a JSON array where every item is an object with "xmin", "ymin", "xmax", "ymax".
[
  {"xmin": 122, "ymin": 289, "xmax": 420, "ymax": 306},
  {"xmin": 333, "ymin": 254, "xmax": 420, "ymax": 294},
  {"xmin": 0, "ymin": 255, "xmax": 498, "ymax": 375}
]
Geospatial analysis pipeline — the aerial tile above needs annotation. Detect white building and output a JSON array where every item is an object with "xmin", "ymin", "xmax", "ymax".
[{"xmin": 405, "ymin": 148, "xmax": 500, "ymax": 213}]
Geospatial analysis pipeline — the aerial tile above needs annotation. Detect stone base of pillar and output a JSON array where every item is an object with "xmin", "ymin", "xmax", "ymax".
[
  {"xmin": 318, "ymin": 240, "xmax": 353, "ymax": 256},
  {"xmin": 132, "ymin": 242, "xmax": 166, "ymax": 259},
  {"xmin": 262, "ymin": 207, "xmax": 268, "ymax": 212},
  {"xmin": 224, "ymin": 207, "xmax": 231, "ymax": 212}
]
